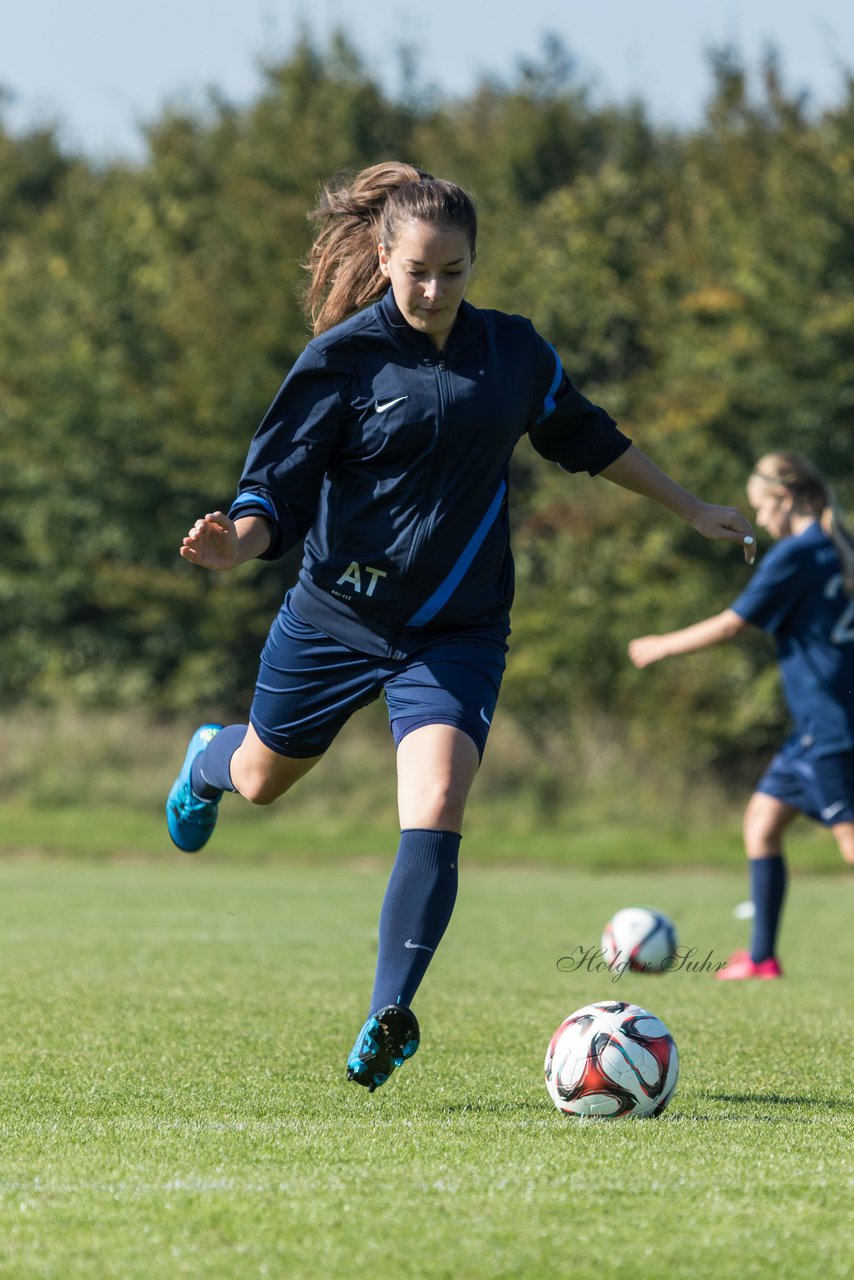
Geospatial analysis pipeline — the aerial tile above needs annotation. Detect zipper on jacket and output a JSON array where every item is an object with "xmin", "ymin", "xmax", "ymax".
[{"xmin": 388, "ymin": 353, "xmax": 450, "ymax": 657}]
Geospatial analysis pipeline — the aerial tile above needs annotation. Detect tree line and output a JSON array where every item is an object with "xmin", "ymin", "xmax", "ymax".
[{"xmin": 1, "ymin": 34, "xmax": 852, "ymax": 780}]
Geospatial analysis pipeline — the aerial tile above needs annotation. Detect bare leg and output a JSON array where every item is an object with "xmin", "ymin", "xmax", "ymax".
[
  {"xmin": 830, "ymin": 821, "xmax": 854, "ymax": 865},
  {"xmin": 229, "ymin": 723, "xmax": 324, "ymax": 806},
  {"xmin": 742, "ymin": 791, "xmax": 798, "ymax": 859},
  {"xmin": 396, "ymin": 723, "xmax": 480, "ymax": 832}
]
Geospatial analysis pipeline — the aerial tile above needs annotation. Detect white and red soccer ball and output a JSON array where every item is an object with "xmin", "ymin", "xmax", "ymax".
[
  {"xmin": 545, "ymin": 1000, "xmax": 679, "ymax": 1118},
  {"xmin": 601, "ymin": 906, "xmax": 677, "ymax": 973}
]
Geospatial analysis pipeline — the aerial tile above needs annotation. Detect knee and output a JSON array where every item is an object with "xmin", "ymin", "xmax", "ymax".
[
  {"xmin": 236, "ymin": 773, "xmax": 283, "ymax": 806},
  {"xmin": 407, "ymin": 777, "xmax": 468, "ymax": 829},
  {"xmin": 743, "ymin": 809, "xmax": 781, "ymax": 860},
  {"xmin": 744, "ymin": 828, "xmax": 775, "ymax": 860}
]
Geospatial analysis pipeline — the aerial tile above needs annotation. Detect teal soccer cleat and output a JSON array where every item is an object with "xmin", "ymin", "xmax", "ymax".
[
  {"xmin": 347, "ymin": 1004, "xmax": 420, "ymax": 1092},
  {"xmin": 166, "ymin": 724, "xmax": 223, "ymax": 853}
]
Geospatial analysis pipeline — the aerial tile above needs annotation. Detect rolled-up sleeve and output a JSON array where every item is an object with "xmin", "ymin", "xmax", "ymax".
[
  {"xmin": 227, "ymin": 344, "xmax": 347, "ymax": 560},
  {"xmin": 527, "ymin": 336, "xmax": 631, "ymax": 475}
]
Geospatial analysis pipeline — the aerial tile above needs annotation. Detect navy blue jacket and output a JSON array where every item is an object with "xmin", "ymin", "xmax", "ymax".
[
  {"xmin": 228, "ymin": 289, "xmax": 631, "ymax": 658},
  {"xmin": 731, "ymin": 523, "xmax": 854, "ymax": 757}
]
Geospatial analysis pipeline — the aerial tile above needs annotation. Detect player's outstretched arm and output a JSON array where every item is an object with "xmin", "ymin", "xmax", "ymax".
[
  {"xmin": 599, "ymin": 445, "xmax": 756, "ymax": 564},
  {"xmin": 179, "ymin": 512, "xmax": 272, "ymax": 571},
  {"xmin": 628, "ymin": 610, "xmax": 748, "ymax": 668}
]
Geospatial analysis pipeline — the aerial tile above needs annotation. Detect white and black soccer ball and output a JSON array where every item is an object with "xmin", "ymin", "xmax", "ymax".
[
  {"xmin": 601, "ymin": 906, "xmax": 677, "ymax": 973},
  {"xmin": 545, "ymin": 1001, "xmax": 679, "ymax": 1118}
]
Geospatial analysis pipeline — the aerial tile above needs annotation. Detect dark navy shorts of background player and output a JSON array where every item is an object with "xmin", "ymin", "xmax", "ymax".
[
  {"xmin": 756, "ymin": 745, "xmax": 854, "ymax": 826},
  {"xmin": 249, "ymin": 591, "xmax": 508, "ymax": 760}
]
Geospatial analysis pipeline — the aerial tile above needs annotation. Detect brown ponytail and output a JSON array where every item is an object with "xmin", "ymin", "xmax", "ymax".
[
  {"xmin": 752, "ymin": 451, "xmax": 854, "ymax": 593},
  {"xmin": 304, "ymin": 161, "xmax": 477, "ymax": 335}
]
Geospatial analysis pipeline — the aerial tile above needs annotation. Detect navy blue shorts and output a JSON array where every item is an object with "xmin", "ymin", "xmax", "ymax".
[
  {"xmin": 249, "ymin": 593, "xmax": 507, "ymax": 760},
  {"xmin": 756, "ymin": 745, "xmax": 854, "ymax": 826}
]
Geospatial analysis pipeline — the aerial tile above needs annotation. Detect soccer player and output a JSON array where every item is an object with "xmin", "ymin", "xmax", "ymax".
[
  {"xmin": 166, "ymin": 162, "xmax": 754, "ymax": 1088},
  {"xmin": 629, "ymin": 451, "xmax": 854, "ymax": 979}
]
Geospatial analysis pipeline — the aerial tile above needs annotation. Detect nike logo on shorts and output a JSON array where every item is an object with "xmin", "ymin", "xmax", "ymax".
[
  {"xmin": 479, "ymin": 708, "xmax": 492, "ymax": 726},
  {"xmin": 821, "ymin": 800, "xmax": 846, "ymax": 821},
  {"xmin": 375, "ymin": 396, "xmax": 408, "ymax": 413}
]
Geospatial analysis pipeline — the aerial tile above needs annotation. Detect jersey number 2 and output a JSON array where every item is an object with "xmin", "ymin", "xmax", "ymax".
[{"xmin": 824, "ymin": 574, "xmax": 854, "ymax": 644}]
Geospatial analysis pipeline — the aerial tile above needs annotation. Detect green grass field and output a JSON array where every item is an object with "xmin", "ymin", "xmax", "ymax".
[{"xmin": 1, "ymin": 857, "xmax": 851, "ymax": 1279}]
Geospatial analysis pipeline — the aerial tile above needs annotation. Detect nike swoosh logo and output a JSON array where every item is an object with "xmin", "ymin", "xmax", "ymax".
[
  {"xmin": 376, "ymin": 396, "xmax": 408, "ymax": 413},
  {"xmin": 479, "ymin": 708, "xmax": 492, "ymax": 726},
  {"xmin": 404, "ymin": 939, "xmax": 433, "ymax": 952},
  {"xmin": 821, "ymin": 800, "xmax": 846, "ymax": 821}
]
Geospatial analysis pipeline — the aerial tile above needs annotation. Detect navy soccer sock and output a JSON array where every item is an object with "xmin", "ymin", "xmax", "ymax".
[
  {"xmin": 749, "ymin": 853, "xmax": 787, "ymax": 963},
  {"xmin": 190, "ymin": 724, "xmax": 247, "ymax": 799},
  {"xmin": 369, "ymin": 828, "xmax": 462, "ymax": 1013}
]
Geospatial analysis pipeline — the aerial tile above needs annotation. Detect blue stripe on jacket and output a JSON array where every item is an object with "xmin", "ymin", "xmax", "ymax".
[
  {"xmin": 536, "ymin": 345, "xmax": 564, "ymax": 424},
  {"xmin": 230, "ymin": 492, "xmax": 278, "ymax": 521},
  {"xmin": 406, "ymin": 479, "xmax": 508, "ymax": 627}
]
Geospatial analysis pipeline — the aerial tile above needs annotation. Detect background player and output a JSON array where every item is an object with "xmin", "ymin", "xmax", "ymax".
[{"xmin": 630, "ymin": 451, "xmax": 854, "ymax": 979}]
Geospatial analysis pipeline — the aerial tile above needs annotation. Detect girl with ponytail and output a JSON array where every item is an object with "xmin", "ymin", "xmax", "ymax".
[
  {"xmin": 630, "ymin": 451, "xmax": 854, "ymax": 980},
  {"xmin": 166, "ymin": 160, "xmax": 754, "ymax": 1089}
]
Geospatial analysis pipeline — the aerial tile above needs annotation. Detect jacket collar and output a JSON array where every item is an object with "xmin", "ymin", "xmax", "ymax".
[{"xmin": 378, "ymin": 287, "xmax": 483, "ymax": 359}]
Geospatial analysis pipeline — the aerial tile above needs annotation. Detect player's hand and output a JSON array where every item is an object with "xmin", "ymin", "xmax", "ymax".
[
  {"xmin": 628, "ymin": 635, "xmax": 670, "ymax": 669},
  {"xmin": 179, "ymin": 511, "xmax": 241, "ymax": 570},
  {"xmin": 690, "ymin": 503, "xmax": 755, "ymax": 564}
]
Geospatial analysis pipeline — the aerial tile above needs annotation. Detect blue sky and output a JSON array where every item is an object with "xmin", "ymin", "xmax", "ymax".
[{"xmin": 2, "ymin": 1, "xmax": 853, "ymax": 158}]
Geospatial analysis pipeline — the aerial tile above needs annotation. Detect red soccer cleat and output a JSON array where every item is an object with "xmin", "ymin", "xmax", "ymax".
[{"xmin": 716, "ymin": 950, "xmax": 783, "ymax": 980}]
